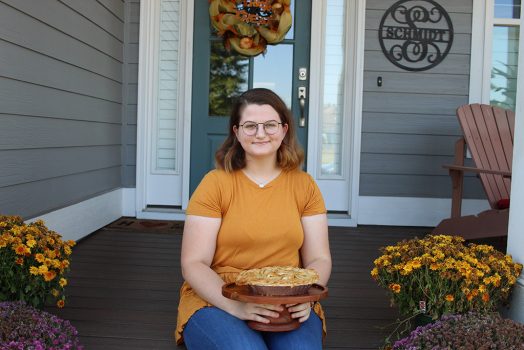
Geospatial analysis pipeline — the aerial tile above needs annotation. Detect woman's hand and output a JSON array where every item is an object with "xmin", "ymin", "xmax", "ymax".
[
  {"xmin": 229, "ymin": 301, "xmax": 283, "ymax": 324},
  {"xmin": 286, "ymin": 302, "xmax": 313, "ymax": 323}
]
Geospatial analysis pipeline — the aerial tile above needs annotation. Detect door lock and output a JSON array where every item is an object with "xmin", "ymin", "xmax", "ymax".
[{"xmin": 298, "ymin": 67, "xmax": 307, "ymax": 81}]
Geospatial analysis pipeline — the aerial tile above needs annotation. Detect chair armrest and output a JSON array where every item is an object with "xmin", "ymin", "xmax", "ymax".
[{"xmin": 443, "ymin": 164, "xmax": 512, "ymax": 178}]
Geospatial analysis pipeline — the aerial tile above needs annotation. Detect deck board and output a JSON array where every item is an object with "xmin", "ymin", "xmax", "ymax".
[{"xmin": 46, "ymin": 222, "xmax": 430, "ymax": 349}]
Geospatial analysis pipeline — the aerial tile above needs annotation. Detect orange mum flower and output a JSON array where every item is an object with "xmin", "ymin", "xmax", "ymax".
[
  {"xmin": 14, "ymin": 244, "xmax": 27, "ymax": 255},
  {"xmin": 15, "ymin": 257, "xmax": 24, "ymax": 265},
  {"xmin": 445, "ymin": 294, "xmax": 454, "ymax": 302},
  {"xmin": 389, "ymin": 283, "xmax": 401, "ymax": 293},
  {"xmin": 44, "ymin": 270, "xmax": 57, "ymax": 282},
  {"xmin": 482, "ymin": 293, "xmax": 490, "ymax": 303}
]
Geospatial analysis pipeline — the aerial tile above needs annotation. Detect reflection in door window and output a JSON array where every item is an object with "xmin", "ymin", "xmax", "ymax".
[
  {"xmin": 490, "ymin": 0, "xmax": 520, "ymax": 111},
  {"xmin": 208, "ymin": 42, "xmax": 249, "ymax": 116},
  {"xmin": 320, "ymin": 0, "xmax": 345, "ymax": 176},
  {"xmin": 490, "ymin": 26, "xmax": 519, "ymax": 110},
  {"xmin": 495, "ymin": 0, "xmax": 521, "ymax": 18},
  {"xmin": 253, "ymin": 44, "xmax": 293, "ymax": 108}
]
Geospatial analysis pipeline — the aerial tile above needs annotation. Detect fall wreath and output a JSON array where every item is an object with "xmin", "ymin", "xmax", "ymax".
[{"xmin": 209, "ymin": 0, "xmax": 292, "ymax": 57}]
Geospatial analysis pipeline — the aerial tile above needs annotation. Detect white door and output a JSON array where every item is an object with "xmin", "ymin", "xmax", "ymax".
[{"xmin": 138, "ymin": 0, "xmax": 188, "ymax": 209}]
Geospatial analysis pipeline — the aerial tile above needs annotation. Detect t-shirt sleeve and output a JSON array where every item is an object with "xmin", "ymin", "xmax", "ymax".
[
  {"xmin": 302, "ymin": 174, "xmax": 327, "ymax": 217},
  {"xmin": 186, "ymin": 171, "xmax": 223, "ymax": 218}
]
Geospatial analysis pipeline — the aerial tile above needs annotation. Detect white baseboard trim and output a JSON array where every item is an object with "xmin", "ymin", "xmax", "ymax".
[
  {"xmin": 26, "ymin": 189, "xmax": 123, "ymax": 242},
  {"xmin": 122, "ymin": 187, "xmax": 136, "ymax": 217},
  {"xmin": 137, "ymin": 210, "xmax": 187, "ymax": 221},
  {"xmin": 358, "ymin": 196, "xmax": 491, "ymax": 227},
  {"xmin": 327, "ymin": 214, "xmax": 357, "ymax": 227}
]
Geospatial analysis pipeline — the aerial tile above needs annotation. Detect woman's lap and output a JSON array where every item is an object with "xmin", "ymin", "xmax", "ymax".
[{"xmin": 183, "ymin": 307, "xmax": 322, "ymax": 350}]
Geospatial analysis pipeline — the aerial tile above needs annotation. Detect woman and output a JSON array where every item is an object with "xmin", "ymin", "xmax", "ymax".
[{"xmin": 176, "ymin": 88, "xmax": 331, "ymax": 349}]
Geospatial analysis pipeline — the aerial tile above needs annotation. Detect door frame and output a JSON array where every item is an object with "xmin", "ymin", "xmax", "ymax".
[
  {"xmin": 136, "ymin": 0, "xmax": 194, "ymax": 217},
  {"xmin": 135, "ymin": 0, "xmax": 366, "ymax": 225},
  {"xmin": 307, "ymin": 0, "xmax": 366, "ymax": 226}
]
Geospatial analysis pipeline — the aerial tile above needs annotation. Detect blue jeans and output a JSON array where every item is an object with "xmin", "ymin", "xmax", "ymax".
[{"xmin": 183, "ymin": 307, "xmax": 323, "ymax": 350}]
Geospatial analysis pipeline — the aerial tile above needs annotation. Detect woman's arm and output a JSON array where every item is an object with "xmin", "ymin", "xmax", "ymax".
[
  {"xmin": 181, "ymin": 215, "xmax": 282, "ymax": 323},
  {"xmin": 300, "ymin": 213, "xmax": 332, "ymax": 286},
  {"xmin": 287, "ymin": 213, "xmax": 332, "ymax": 322}
]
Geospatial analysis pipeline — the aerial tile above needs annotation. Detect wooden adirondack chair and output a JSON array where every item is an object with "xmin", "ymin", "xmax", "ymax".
[{"xmin": 432, "ymin": 104, "xmax": 514, "ymax": 239}]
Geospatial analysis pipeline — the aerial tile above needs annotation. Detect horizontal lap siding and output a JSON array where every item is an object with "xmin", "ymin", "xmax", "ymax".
[
  {"xmin": 360, "ymin": 0, "xmax": 486, "ymax": 199},
  {"xmin": 122, "ymin": 0, "xmax": 139, "ymax": 187},
  {"xmin": 0, "ymin": 0, "xmax": 125, "ymax": 218}
]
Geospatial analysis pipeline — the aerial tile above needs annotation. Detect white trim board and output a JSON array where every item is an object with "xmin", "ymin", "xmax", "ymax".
[
  {"xmin": 26, "ymin": 189, "xmax": 122, "ymax": 242},
  {"xmin": 505, "ymin": 6, "xmax": 524, "ymax": 323},
  {"xmin": 358, "ymin": 196, "xmax": 490, "ymax": 227},
  {"xmin": 124, "ymin": 189, "xmax": 490, "ymax": 228}
]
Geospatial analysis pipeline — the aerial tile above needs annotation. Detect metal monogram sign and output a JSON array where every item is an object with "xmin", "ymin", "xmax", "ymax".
[{"xmin": 378, "ymin": 0, "xmax": 454, "ymax": 71}]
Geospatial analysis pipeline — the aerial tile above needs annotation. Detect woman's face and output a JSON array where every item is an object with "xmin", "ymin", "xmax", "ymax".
[{"xmin": 233, "ymin": 104, "xmax": 288, "ymax": 161}]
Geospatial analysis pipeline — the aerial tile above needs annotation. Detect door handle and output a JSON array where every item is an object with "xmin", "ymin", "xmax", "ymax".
[{"xmin": 298, "ymin": 86, "xmax": 306, "ymax": 127}]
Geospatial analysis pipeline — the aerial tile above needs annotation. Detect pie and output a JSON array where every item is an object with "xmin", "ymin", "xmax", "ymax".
[{"xmin": 236, "ymin": 266, "xmax": 319, "ymax": 296}]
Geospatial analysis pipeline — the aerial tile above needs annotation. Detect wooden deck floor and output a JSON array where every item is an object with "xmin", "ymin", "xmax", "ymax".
[{"xmin": 45, "ymin": 220, "xmax": 431, "ymax": 349}]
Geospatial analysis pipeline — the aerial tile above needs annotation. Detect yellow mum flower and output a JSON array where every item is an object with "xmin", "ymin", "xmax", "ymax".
[
  {"xmin": 35, "ymin": 253, "xmax": 45, "ymax": 263},
  {"xmin": 57, "ymin": 299, "xmax": 65, "ymax": 308},
  {"xmin": 61, "ymin": 260, "xmax": 70, "ymax": 269},
  {"xmin": 29, "ymin": 266, "xmax": 40, "ymax": 275},
  {"xmin": 26, "ymin": 239, "xmax": 36, "ymax": 248},
  {"xmin": 38, "ymin": 264, "xmax": 48, "ymax": 274},
  {"xmin": 371, "ymin": 267, "xmax": 379, "ymax": 278},
  {"xmin": 51, "ymin": 289, "xmax": 60, "ymax": 297},
  {"xmin": 64, "ymin": 246, "xmax": 72, "ymax": 255},
  {"xmin": 411, "ymin": 260, "xmax": 422, "ymax": 269},
  {"xmin": 59, "ymin": 278, "xmax": 67, "ymax": 287}
]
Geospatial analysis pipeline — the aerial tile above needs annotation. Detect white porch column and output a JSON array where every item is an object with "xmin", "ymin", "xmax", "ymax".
[{"xmin": 506, "ymin": 13, "xmax": 524, "ymax": 323}]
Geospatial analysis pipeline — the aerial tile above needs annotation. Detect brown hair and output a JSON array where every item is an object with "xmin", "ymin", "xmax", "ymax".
[{"xmin": 215, "ymin": 88, "xmax": 304, "ymax": 172}]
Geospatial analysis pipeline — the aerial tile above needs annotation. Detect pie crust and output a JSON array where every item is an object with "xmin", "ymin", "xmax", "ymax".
[{"xmin": 236, "ymin": 266, "xmax": 319, "ymax": 296}]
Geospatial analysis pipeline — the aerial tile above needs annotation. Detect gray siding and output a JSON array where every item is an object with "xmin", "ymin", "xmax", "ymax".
[
  {"xmin": 122, "ymin": 0, "xmax": 139, "ymax": 187},
  {"xmin": 361, "ymin": 0, "xmax": 485, "ymax": 198},
  {"xmin": 0, "ymin": 0, "xmax": 124, "ymax": 218}
]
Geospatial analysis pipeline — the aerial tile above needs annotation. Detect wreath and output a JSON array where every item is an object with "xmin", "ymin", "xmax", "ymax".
[{"xmin": 209, "ymin": 0, "xmax": 292, "ymax": 57}]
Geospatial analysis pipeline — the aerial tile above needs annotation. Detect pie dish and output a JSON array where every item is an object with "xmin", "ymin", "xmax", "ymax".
[{"xmin": 236, "ymin": 266, "xmax": 319, "ymax": 296}]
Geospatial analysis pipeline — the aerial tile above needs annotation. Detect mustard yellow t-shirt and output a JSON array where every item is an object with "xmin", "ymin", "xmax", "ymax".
[{"xmin": 175, "ymin": 169, "xmax": 327, "ymax": 344}]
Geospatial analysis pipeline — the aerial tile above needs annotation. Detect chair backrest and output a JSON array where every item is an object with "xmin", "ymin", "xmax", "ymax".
[{"xmin": 456, "ymin": 104, "xmax": 514, "ymax": 209}]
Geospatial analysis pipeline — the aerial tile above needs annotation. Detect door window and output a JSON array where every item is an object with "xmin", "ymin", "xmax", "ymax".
[{"xmin": 490, "ymin": 0, "xmax": 521, "ymax": 110}]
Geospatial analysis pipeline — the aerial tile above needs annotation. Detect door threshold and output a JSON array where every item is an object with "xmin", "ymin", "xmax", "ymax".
[{"xmin": 327, "ymin": 212, "xmax": 356, "ymax": 227}]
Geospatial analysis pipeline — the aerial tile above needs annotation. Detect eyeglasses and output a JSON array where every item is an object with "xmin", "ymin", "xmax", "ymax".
[{"xmin": 239, "ymin": 120, "xmax": 283, "ymax": 136}]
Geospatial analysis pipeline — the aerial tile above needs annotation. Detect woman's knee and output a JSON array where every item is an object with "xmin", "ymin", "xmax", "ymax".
[
  {"xmin": 184, "ymin": 307, "xmax": 268, "ymax": 350},
  {"xmin": 263, "ymin": 312, "xmax": 323, "ymax": 350}
]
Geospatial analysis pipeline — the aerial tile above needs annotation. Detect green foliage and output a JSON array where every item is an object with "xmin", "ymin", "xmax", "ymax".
[
  {"xmin": 0, "ymin": 215, "xmax": 74, "ymax": 309},
  {"xmin": 208, "ymin": 42, "xmax": 249, "ymax": 116}
]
